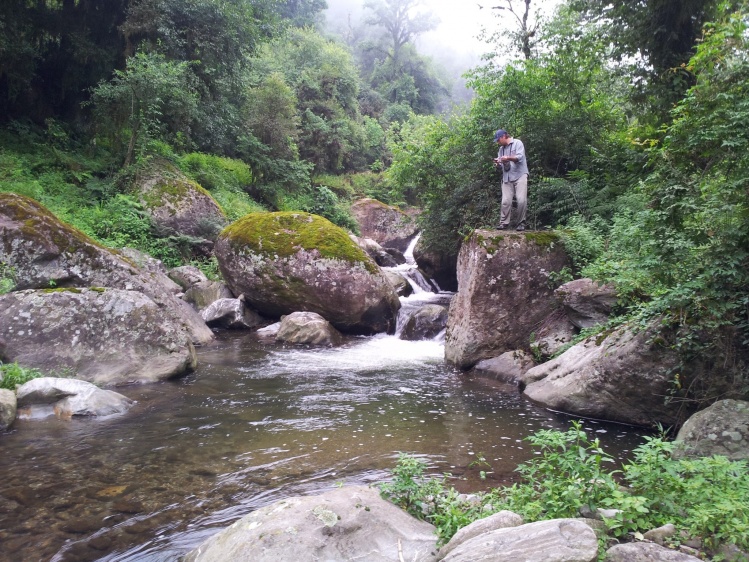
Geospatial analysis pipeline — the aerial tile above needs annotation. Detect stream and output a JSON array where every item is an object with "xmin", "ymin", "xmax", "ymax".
[{"xmin": 0, "ymin": 243, "xmax": 650, "ymax": 561}]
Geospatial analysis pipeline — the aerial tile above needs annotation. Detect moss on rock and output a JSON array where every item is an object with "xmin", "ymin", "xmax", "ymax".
[{"xmin": 221, "ymin": 212, "xmax": 377, "ymax": 274}]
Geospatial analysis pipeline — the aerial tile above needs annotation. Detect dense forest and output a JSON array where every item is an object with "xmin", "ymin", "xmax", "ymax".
[{"xmin": 1, "ymin": 0, "xmax": 748, "ymax": 401}]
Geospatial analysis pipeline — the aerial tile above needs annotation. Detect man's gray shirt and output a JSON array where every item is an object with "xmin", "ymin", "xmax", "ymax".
[{"xmin": 498, "ymin": 138, "xmax": 529, "ymax": 182}]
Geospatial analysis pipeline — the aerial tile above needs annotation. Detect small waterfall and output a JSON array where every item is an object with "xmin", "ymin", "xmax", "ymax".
[{"xmin": 385, "ymin": 233, "xmax": 433, "ymax": 294}]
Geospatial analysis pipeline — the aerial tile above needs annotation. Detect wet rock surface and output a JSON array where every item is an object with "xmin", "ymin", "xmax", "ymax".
[
  {"xmin": 276, "ymin": 311, "xmax": 344, "ymax": 346},
  {"xmin": 201, "ymin": 297, "xmax": 265, "ymax": 329},
  {"xmin": 16, "ymin": 378, "xmax": 133, "ymax": 418},
  {"xmin": 0, "ymin": 389, "xmax": 17, "ymax": 430},
  {"xmin": 400, "ymin": 304, "xmax": 449, "ymax": 341},
  {"xmin": 472, "ymin": 351, "xmax": 536, "ymax": 385}
]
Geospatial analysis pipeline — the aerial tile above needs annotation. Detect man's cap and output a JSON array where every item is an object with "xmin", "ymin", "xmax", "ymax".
[{"xmin": 493, "ymin": 129, "xmax": 508, "ymax": 142}]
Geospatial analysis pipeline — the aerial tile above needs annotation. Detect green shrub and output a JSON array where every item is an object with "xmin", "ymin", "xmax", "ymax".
[
  {"xmin": 0, "ymin": 262, "xmax": 17, "ymax": 294},
  {"xmin": 0, "ymin": 362, "xmax": 47, "ymax": 390},
  {"xmin": 381, "ymin": 423, "xmax": 749, "ymax": 558},
  {"xmin": 279, "ymin": 185, "xmax": 359, "ymax": 233}
]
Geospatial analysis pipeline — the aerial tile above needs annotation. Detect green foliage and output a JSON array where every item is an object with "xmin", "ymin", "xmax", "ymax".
[
  {"xmin": 279, "ymin": 185, "xmax": 359, "ymax": 233},
  {"xmin": 382, "ymin": 424, "xmax": 749, "ymax": 557},
  {"xmin": 0, "ymin": 362, "xmax": 46, "ymax": 390},
  {"xmin": 557, "ymin": 215, "xmax": 607, "ymax": 274},
  {"xmin": 0, "ymin": 262, "xmax": 16, "ymax": 294}
]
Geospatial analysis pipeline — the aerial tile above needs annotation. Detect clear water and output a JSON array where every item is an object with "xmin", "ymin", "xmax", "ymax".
[{"xmin": 0, "ymin": 326, "xmax": 649, "ymax": 562}]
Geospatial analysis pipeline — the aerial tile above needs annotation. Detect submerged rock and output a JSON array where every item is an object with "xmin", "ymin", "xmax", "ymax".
[
  {"xmin": 17, "ymin": 377, "xmax": 133, "ymax": 418},
  {"xmin": 277, "ymin": 311, "xmax": 343, "ymax": 346},
  {"xmin": 445, "ymin": 230, "xmax": 570, "ymax": 369},
  {"xmin": 182, "ymin": 486, "xmax": 438, "ymax": 562},
  {"xmin": 215, "ymin": 212, "xmax": 400, "ymax": 335},
  {"xmin": 400, "ymin": 304, "xmax": 449, "ymax": 341},
  {"xmin": 0, "ymin": 288, "xmax": 197, "ymax": 386},
  {"xmin": 521, "ymin": 319, "xmax": 683, "ymax": 427},
  {"xmin": 672, "ymin": 399, "xmax": 749, "ymax": 460}
]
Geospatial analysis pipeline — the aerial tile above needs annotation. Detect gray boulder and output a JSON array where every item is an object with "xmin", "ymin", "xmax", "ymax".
[
  {"xmin": 445, "ymin": 230, "xmax": 570, "ymax": 369},
  {"xmin": 118, "ymin": 247, "xmax": 182, "ymax": 295},
  {"xmin": 604, "ymin": 542, "xmax": 702, "ymax": 561},
  {"xmin": 555, "ymin": 278, "xmax": 617, "ymax": 329},
  {"xmin": 400, "ymin": 304, "xmax": 449, "ymax": 341},
  {"xmin": 532, "ymin": 308, "xmax": 577, "ymax": 359},
  {"xmin": 201, "ymin": 298, "xmax": 264, "ymax": 330},
  {"xmin": 472, "ymin": 351, "xmax": 536, "ymax": 385},
  {"xmin": 521, "ymin": 319, "xmax": 682, "ymax": 427},
  {"xmin": 182, "ymin": 485, "xmax": 438, "ymax": 562},
  {"xmin": 17, "ymin": 377, "xmax": 133, "ymax": 418},
  {"xmin": 135, "ymin": 164, "xmax": 226, "ymax": 240},
  {"xmin": 383, "ymin": 269, "xmax": 413, "ymax": 297},
  {"xmin": 277, "ymin": 312, "xmax": 343, "ymax": 346},
  {"xmin": 437, "ymin": 510, "xmax": 523, "ymax": 560},
  {"xmin": 350, "ymin": 198, "xmax": 419, "ymax": 252},
  {"xmin": 414, "ymin": 238, "xmax": 458, "ymax": 292},
  {"xmin": 350, "ymin": 234, "xmax": 401, "ymax": 267},
  {"xmin": 0, "ymin": 288, "xmax": 197, "ymax": 386},
  {"xmin": 168, "ymin": 265, "xmax": 208, "ymax": 291},
  {"xmin": 673, "ymin": 399, "xmax": 749, "ymax": 460},
  {"xmin": 0, "ymin": 192, "xmax": 213, "ymax": 346},
  {"xmin": 0, "ymin": 389, "xmax": 17, "ymax": 430},
  {"xmin": 255, "ymin": 322, "xmax": 281, "ymax": 339},
  {"xmin": 440, "ymin": 518, "xmax": 598, "ymax": 562},
  {"xmin": 184, "ymin": 280, "xmax": 234, "ymax": 312},
  {"xmin": 215, "ymin": 212, "xmax": 400, "ymax": 335}
]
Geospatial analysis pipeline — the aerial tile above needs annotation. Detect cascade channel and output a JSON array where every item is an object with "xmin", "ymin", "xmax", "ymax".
[{"xmin": 0, "ymin": 234, "xmax": 650, "ymax": 562}]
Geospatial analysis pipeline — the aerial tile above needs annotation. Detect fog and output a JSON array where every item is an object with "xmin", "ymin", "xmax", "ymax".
[{"xmin": 323, "ymin": 0, "xmax": 563, "ymax": 105}]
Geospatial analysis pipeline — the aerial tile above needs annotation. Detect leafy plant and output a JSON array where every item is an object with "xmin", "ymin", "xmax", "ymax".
[
  {"xmin": 0, "ymin": 262, "xmax": 16, "ymax": 294},
  {"xmin": 0, "ymin": 362, "xmax": 46, "ymax": 390}
]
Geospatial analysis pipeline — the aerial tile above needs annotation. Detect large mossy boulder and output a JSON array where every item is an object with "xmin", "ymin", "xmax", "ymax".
[
  {"xmin": 135, "ymin": 164, "xmax": 226, "ymax": 240},
  {"xmin": 0, "ymin": 192, "xmax": 212, "ymax": 345},
  {"xmin": 350, "ymin": 198, "xmax": 418, "ymax": 252},
  {"xmin": 520, "ymin": 319, "xmax": 683, "ymax": 427},
  {"xmin": 214, "ymin": 212, "xmax": 400, "ymax": 335},
  {"xmin": 445, "ymin": 230, "xmax": 570, "ymax": 369},
  {"xmin": 0, "ymin": 288, "xmax": 197, "ymax": 386}
]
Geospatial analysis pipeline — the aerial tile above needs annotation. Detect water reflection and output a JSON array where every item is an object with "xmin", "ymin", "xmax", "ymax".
[{"xmin": 0, "ymin": 331, "xmax": 648, "ymax": 562}]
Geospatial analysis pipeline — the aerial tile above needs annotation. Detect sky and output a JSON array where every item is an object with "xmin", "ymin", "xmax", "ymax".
[{"xmin": 324, "ymin": 0, "xmax": 564, "ymax": 61}]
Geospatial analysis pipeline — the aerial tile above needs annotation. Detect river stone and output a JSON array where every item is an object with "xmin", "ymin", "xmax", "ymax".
[
  {"xmin": 555, "ymin": 278, "xmax": 617, "ymax": 329},
  {"xmin": 532, "ymin": 308, "xmax": 577, "ymax": 359},
  {"xmin": 215, "ymin": 212, "xmax": 400, "ymax": 335},
  {"xmin": 135, "ymin": 164, "xmax": 226, "ymax": 240},
  {"xmin": 644, "ymin": 523, "xmax": 677, "ymax": 545},
  {"xmin": 0, "ymin": 389, "xmax": 17, "ymax": 430},
  {"xmin": 201, "ymin": 298, "xmax": 264, "ymax": 329},
  {"xmin": 0, "ymin": 193, "xmax": 213, "ymax": 345},
  {"xmin": 672, "ymin": 399, "xmax": 749, "ymax": 460},
  {"xmin": 184, "ymin": 280, "xmax": 234, "ymax": 312},
  {"xmin": 445, "ymin": 230, "xmax": 570, "ymax": 369},
  {"xmin": 17, "ymin": 377, "xmax": 133, "ymax": 417},
  {"xmin": 383, "ymin": 269, "xmax": 413, "ymax": 297},
  {"xmin": 604, "ymin": 542, "xmax": 703, "ymax": 562},
  {"xmin": 437, "ymin": 510, "xmax": 523, "ymax": 560},
  {"xmin": 182, "ymin": 485, "xmax": 438, "ymax": 562},
  {"xmin": 117, "ymin": 247, "xmax": 181, "ymax": 295},
  {"xmin": 350, "ymin": 198, "xmax": 419, "ymax": 252},
  {"xmin": 441, "ymin": 518, "xmax": 598, "ymax": 562},
  {"xmin": 521, "ymin": 319, "xmax": 683, "ymax": 427},
  {"xmin": 168, "ymin": 265, "xmax": 209, "ymax": 290},
  {"xmin": 277, "ymin": 312, "xmax": 343, "ymax": 346},
  {"xmin": 400, "ymin": 304, "xmax": 449, "ymax": 341},
  {"xmin": 350, "ymin": 234, "xmax": 400, "ymax": 267},
  {"xmin": 0, "ymin": 288, "xmax": 197, "ymax": 386},
  {"xmin": 472, "ymin": 350, "xmax": 536, "ymax": 385},
  {"xmin": 414, "ymin": 238, "xmax": 458, "ymax": 292}
]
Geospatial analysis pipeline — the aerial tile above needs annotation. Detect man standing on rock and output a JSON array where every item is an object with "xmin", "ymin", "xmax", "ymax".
[{"xmin": 493, "ymin": 129, "xmax": 529, "ymax": 231}]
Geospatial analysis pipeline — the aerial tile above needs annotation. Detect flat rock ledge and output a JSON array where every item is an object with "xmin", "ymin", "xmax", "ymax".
[{"xmin": 183, "ymin": 486, "xmax": 439, "ymax": 562}]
